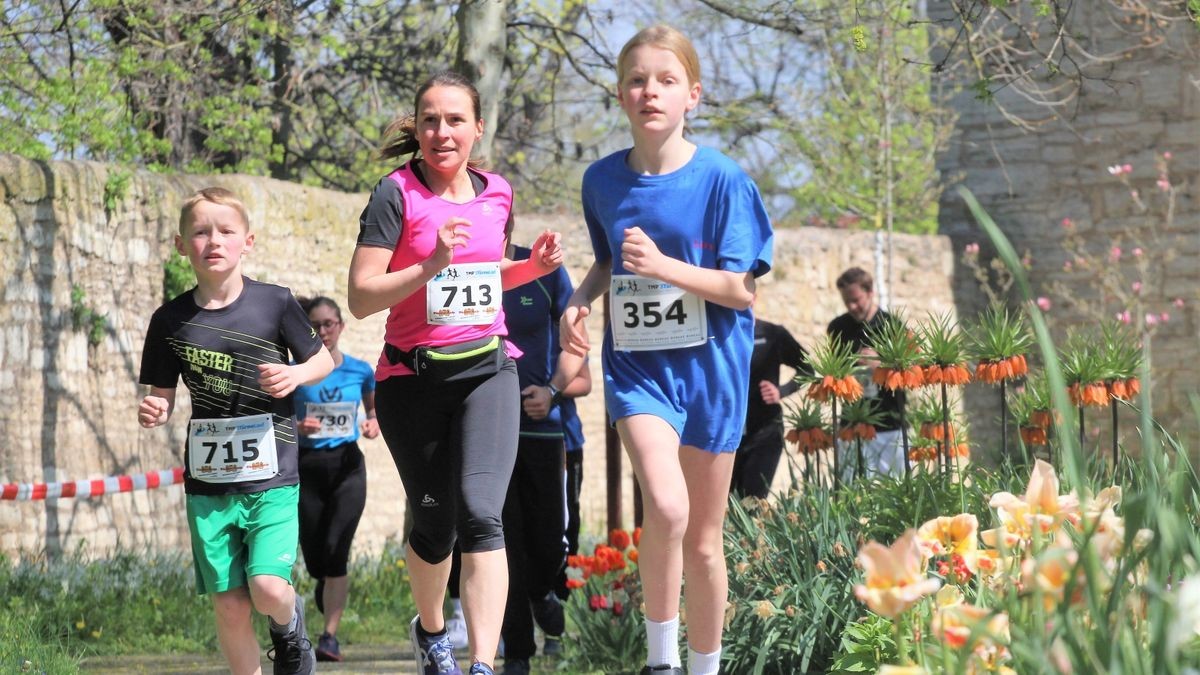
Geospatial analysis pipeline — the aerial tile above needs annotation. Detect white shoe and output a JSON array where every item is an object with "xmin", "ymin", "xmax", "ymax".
[{"xmin": 445, "ymin": 614, "xmax": 468, "ymax": 652}]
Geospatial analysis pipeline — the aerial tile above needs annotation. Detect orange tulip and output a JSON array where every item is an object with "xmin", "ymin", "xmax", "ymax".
[
  {"xmin": 609, "ymin": 529, "xmax": 632, "ymax": 551},
  {"xmin": 1029, "ymin": 410, "xmax": 1054, "ymax": 429}
]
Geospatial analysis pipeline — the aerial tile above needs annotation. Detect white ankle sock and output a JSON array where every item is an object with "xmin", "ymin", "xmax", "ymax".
[
  {"xmin": 688, "ymin": 646, "xmax": 721, "ymax": 675},
  {"xmin": 645, "ymin": 615, "xmax": 681, "ymax": 668}
]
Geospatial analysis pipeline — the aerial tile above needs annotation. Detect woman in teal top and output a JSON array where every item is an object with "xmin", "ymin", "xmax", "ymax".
[{"xmin": 294, "ymin": 296, "xmax": 379, "ymax": 662}]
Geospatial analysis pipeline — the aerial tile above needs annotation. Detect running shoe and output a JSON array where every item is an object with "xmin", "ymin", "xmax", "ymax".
[
  {"xmin": 639, "ymin": 666, "xmax": 684, "ymax": 675},
  {"xmin": 315, "ymin": 632, "xmax": 342, "ymax": 662},
  {"xmin": 468, "ymin": 662, "xmax": 496, "ymax": 675},
  {"xmin": 410, "ymin": 616, "xmax": 463, "ymax": 675},
  {"xmin": 541, "ymin": 634, "xmax": 563, "ymax": 657},
  {"xmin": 445, "ymin": 612, "xmax": 469, "ymax": 652},
  {"xmin": 498, "ymin": 657, "xmax": 530, "ymax": 675},
  {"xmin": 267, "ymin": 595, "xmax": 316, "ymax": 674}
]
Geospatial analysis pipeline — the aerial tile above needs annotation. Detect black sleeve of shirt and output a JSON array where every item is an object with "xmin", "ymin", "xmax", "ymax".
[
  {"xmin": 279, "ymin": 289, "xmax": 324, "ymax": 363},
  {"xmin": 138, "ymin": 305, "xmax": 180, "ymax": 389},
  {"xmin": 356, "ymin": 176, "xmax": 405, "ymax": 249},
  {"xmin": 779, "ymin": 326, "xmax": 813, "ymax": 378}
]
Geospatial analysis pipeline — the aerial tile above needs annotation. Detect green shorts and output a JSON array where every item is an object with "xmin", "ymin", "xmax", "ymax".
[{"xmin": 185, "ymin": 484, "xmax": 300, "ymax": 595}]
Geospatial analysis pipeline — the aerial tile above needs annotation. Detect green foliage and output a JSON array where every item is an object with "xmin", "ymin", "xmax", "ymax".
[
  {"xmin": 782, "ymin": 0, "xmax": 954, "ymax": 234},
  {"xmin": 0, "ymin": 547, "xmax": 214, "ymax": 658},
  {"xmin": 2, "ymin": 539, "xmax": 420, "ymax": 662},
  {"xmin": 162, "ymin": 255, "xmax": 196, "ymax": 302},
  {"xmin": 561, "ymin": 575, "xmax": 645, "ymax": 674},
  {"xmin": 560, "ymin": 541, "xmax": 644, "ymax": 675},
  {"xmin": 865, "ymin": 312, "xmax": 922, "ymax": 370},
  {"xmin": 967, "ymin": 303, "xmax": 1033, "ymax": 363},
  {"xmin": 919, "ymin": 312, "xmax": 968, "ymax": 366},
  {"xmin": 722, "ymin": 468, "xmax": 1004, "ymax": 673},
  {"xmin": 829, "ymin": 614, "xmax": 896, "ymax": 674},
  {"xmin": 102, "ymin": 168, "xmax": 132, "ymax": 217},
  {"xmin": 0, "ymin": 0, "xmax": 603, "ymax": 208},
  {"xmin": 69, "ymin": 284, "xmax": 107, "ymax": 347},
  {"xmin": 0, "ymin": 586, "xmax": 81, "ymax": 674}
]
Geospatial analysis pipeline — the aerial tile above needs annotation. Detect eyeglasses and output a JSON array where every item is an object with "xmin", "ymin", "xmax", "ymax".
[{"xmin": 311, "ymin": 320, "xmax": 342, "ymax": 331}]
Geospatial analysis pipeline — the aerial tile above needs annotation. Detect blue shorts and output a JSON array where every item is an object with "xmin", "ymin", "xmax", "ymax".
[{"xmin": 603, "ymin": 341, "xmax": 746, "ymax": 453}]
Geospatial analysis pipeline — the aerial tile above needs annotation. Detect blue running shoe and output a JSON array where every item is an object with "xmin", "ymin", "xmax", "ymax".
[{"xmin": 410, "ymin": 616, "xmax": 463, "ymax": 674}]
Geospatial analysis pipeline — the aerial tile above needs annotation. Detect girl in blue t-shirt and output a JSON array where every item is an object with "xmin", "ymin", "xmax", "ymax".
[
  {"xmin": 294, "ymin": 296, "xmax": 379, "ymax": 662},
  {"xmin": 560, "ymin": 25, "xmax": 773, "ymax": 675}
]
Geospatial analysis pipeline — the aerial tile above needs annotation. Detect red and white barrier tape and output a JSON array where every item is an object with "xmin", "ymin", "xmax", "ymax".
[{"xmin": 1, "ymin": 467, "xmax": 185, "ymax": 501}]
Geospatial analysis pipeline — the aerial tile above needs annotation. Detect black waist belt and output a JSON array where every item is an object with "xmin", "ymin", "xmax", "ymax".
[{"xmin": 383, "ymin": 335, "xmax": 502, "ymax": 374}]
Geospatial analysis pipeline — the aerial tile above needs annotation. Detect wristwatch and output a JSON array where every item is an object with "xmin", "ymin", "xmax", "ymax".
[{"xmin": 547, "ymin": 383, "xmax": 563, "ymax": 408}]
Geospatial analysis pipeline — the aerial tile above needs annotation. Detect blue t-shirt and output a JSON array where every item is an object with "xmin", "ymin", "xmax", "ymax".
[
  {"xmin": 503, "ymin": 246, "xmax": 575, "ymax": 437},
  {"xmin": 581, "ymin": 146, "xmax": 773, "ymax": 451},
  {"xmin": 561, "ymin": 397, "xmax": 584, "ymax": 452},
  {"xmin": 294, "ymin": 353, "xmax": 376, "ymax": 449}
]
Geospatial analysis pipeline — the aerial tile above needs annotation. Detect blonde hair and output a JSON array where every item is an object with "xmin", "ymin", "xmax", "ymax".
[
  {"xmin": 617, "ymin": 25, "xmax": 702, "ymax": 88},
  {"xmin": 179, "ymin": 187, "xmax": 250, "ymax": 234}
]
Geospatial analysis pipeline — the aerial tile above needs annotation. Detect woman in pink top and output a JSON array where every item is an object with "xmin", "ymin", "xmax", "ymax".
[{"xmin": 348, "ymin": 71, "xmax": 562, "ymax": 675}]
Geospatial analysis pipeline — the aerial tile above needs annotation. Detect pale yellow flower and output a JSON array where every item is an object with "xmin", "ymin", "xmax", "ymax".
[
  {"xmin": 935, "ymin": 585, "xmax": 964, "ymax": 609},
  {"xmin": 854, "ymin": 529, "xmax": 942, "ymax": 618},
  {"xmin": 931, "ymin": 603, "xmax": 1009, "ymax": 650},
  {"xmin": 1021, "ymin": 544, "xmax": 1081, "ymax": 610},
  {"xmin": 988, "ymin": 459, "xmax": 1079, "ymax": 544},
  {"xmin": 754, "ymin": 599, "xmax": 776, "ymax": 619},
  {"xmin": 917, "ymin": 513, "xmax": 980, "ymax": 571}
]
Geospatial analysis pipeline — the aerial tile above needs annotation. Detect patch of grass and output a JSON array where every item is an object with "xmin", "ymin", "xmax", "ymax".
[{"xmin": 2, "ymin": 539, "xmax": 420, "ymax": 662}]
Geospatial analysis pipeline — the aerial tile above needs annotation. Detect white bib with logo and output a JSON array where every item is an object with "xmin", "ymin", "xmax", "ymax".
[
  {"xmin": 610, "ymin": 275, "xmax": 708, "ymax": 351},
  {"xmin": 427, "ymin": 262, "xmax": 502, "ymax": 325},
  {"xmin": 306, "ymin": 401, "xmax": 357, "ymax": 439},
  {"xmin": 187, "ymin": 413, "xmax": 279, "ymax": 484}
]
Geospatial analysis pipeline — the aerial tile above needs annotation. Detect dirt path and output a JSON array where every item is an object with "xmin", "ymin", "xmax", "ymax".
[{"xmin": 81, "ymin": 644, "xmax": 414, "ymax": 673}]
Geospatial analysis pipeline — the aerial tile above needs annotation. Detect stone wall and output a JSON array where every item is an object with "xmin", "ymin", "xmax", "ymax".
[
  {"xmin": 933, "ymin": 6, "xmax": 1200, "ymax": 449},
  {"xmin": 0, "ymin": 154, "xmax": 956, "ymax": 559}
]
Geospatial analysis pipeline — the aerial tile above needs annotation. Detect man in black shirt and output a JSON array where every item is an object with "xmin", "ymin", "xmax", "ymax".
[
  {"xmin": 730, "ymin": 319, "xmax": 812, "ymax": 498},
  {"xmin": 827, "ymin": 267, "xmax": 905, "ymax": 478}
]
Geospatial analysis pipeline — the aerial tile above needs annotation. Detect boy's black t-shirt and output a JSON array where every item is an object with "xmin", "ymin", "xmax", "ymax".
[
  {"xmin": 139, "ymin": 278, "xmax": 323, "ymax": 496},
  {"xmin": 827, "ymin": 309, "xmax": 902, "ymax": 431}
]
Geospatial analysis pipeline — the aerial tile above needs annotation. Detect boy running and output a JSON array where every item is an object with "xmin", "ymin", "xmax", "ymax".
[{"xmin": 138, "ymin": 187, "xmax": 333, "ymax": 675}]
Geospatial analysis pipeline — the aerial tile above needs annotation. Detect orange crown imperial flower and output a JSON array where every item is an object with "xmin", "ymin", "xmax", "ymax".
[
  {"xmin": 1068, "ymin": 381, "xmax": 1109, "ymax": 407},
  {"xmin": 1107, "ymin": 377, "xmax": 1140, "ymax": 401},
  {"xmin": 873, "ymin": 365, "xmax": 926, "ymax": 391},
  {"xmin": 808, "ymin": 374, "xmax": 864, "ymax": 403},
  {"xmin": 1019, "ymin": 426, "xmax": 1048, "ymax": 446}
]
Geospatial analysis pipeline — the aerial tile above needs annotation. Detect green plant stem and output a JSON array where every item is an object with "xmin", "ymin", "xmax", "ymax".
[
  {"xmin": 1079, "ymin": 404, "xmax": 1085, "ymax": 450},
  {"xmin": 895, "ymin": 613, "xmax": 909, "ymax": 665},
  {"xmin": 1111, "ymin": 396, "xmax": 1119, "ymax": 473},
  {"xmin": 1000, "ymin": 378, "xmax": 1009, "ymax": 462},
  {"xmin": 900, "ymin": 390, "xmax": 911, "ymax": 479},
  {"xmin": 856, "ymin": 437, "xmax": 865, "ymax": 480},
  {"xmin": 832, "ymin": 397, "xmax": 841, "ymax": 490},
  {"xmin": 941, "ymin": 381, "xmax": 951, "ymax": 478}
]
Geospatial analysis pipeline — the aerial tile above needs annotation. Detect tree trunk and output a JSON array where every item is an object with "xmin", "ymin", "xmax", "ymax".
[{"xmin": 455, "ymin": 0, "xmax": 507, "ymax": 164}]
